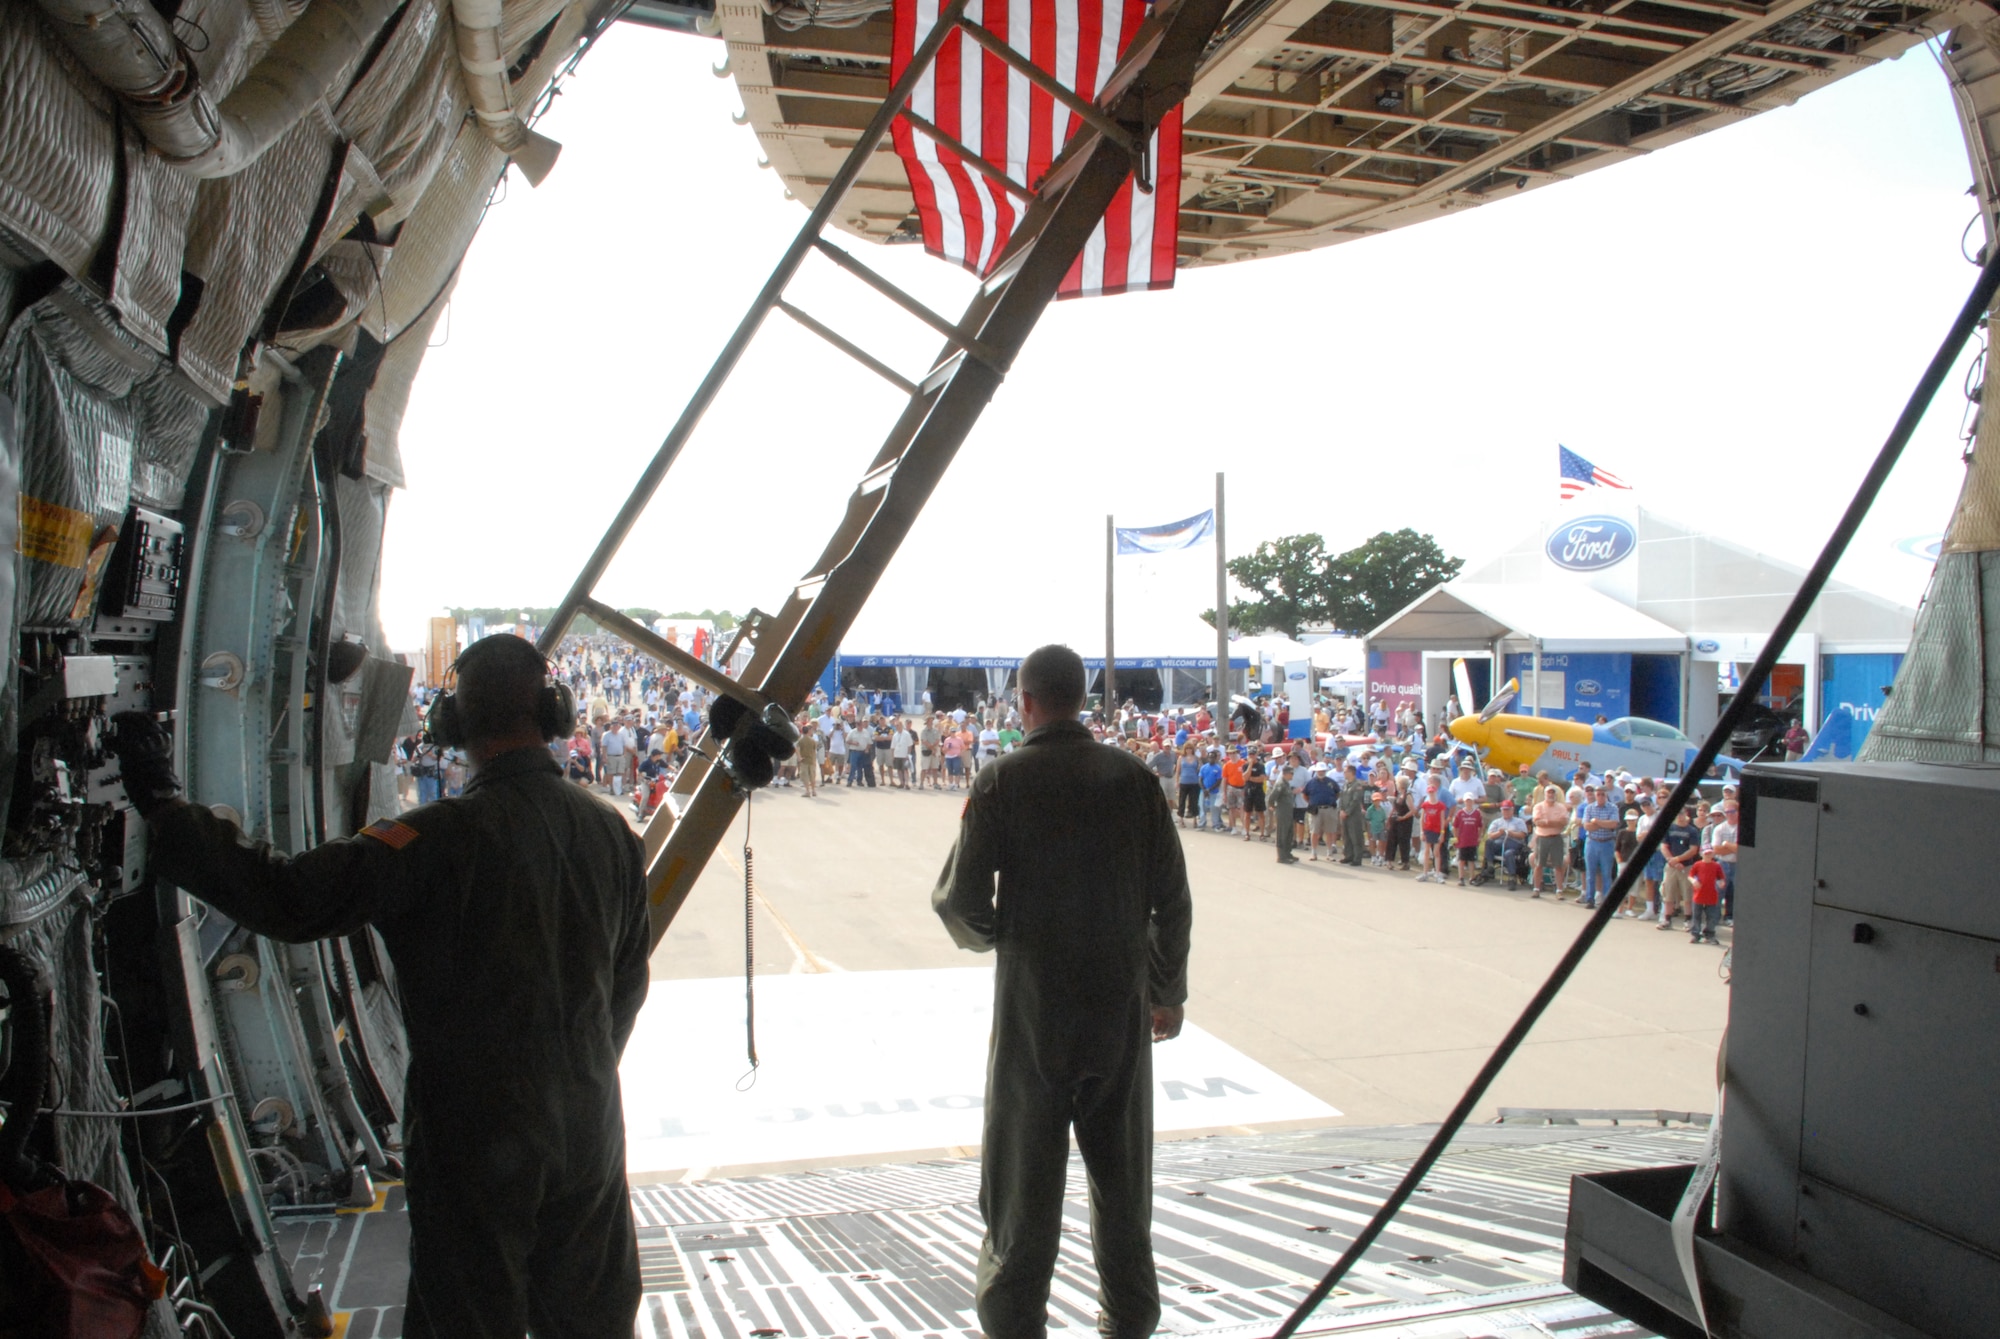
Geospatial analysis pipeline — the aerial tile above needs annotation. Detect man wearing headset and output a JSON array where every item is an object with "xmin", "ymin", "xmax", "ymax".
[{"xmin": 110, "ymin": 633, "xmax": 649, "ymax": 1339}]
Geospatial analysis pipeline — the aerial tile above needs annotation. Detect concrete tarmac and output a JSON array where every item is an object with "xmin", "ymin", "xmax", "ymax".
[{"xmin": 643, "ymin": 775, "xmax": 1727, "ymax": 1127}]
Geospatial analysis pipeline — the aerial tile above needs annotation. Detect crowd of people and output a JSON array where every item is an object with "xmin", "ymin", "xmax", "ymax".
[
  {"xmin": 398, "ymin": 637, "xmax": 721, "ymax": 819},
  {"xmin": 397, "ymin": 640, "xmax": 1736, "ymax": 946},
  {"xmin": 778, "ymin": 688, "xmax": 1739, "ymax": 947}
]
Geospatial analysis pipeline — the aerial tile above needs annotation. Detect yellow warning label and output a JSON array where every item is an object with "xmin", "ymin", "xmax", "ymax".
[{"xmin": 18, "ymin": 495, "xmax": 93, "ymax": 568}]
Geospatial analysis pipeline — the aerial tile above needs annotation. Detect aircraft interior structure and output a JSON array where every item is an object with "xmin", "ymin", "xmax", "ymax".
[{"xmin": 0, "ymin": 0, "xmax": 1997, "ymax": 1332}]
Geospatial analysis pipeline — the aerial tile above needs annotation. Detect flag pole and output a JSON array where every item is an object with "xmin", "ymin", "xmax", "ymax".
[
  {"xmin": 1105, "ymin": 514, "xmax": 1117, "ymax": 722},
  {"xmin": 1214, "ymin": 473, "xmax": 1228, "ymax": 731}
]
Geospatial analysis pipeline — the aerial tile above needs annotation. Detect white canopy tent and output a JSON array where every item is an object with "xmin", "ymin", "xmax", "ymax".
[
  {"xmin": 1367, "ymin": 582, "xmax": 1688, "ymax": 654},
  {"xmin": 1366, "ymin": 505, "xmax": 1919, "ymax": 739}
]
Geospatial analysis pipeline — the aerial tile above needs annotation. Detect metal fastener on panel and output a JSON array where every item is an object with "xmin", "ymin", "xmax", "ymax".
[
  {"xmin": 199, "ymin": 651, "xmax": 245, "ymax": 691},
  {"xmin": 1853, "ymin": 923, "xmax": 1875, "ymax": 944},
  {"xmin": 1854, "ymin": 1003, "xmax": 1869, "ymax": 1016},
  {"xmin": 217, "ymin": 499, "xmax": 265, "ymax": 539}
]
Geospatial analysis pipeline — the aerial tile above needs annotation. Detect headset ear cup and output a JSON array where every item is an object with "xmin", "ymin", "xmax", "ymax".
[
  {"xmin": 541, "ymin": 682, "xmax": 576, "ymax": 741},
  {"xmin": 431, "ymin": 693, "xmax": 463, "ymax": 750}
]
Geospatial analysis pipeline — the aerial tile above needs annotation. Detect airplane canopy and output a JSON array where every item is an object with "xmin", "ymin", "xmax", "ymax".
[{"xmin": 1368, "ymin": 581, "xmax": 1688, "ymax": 655}]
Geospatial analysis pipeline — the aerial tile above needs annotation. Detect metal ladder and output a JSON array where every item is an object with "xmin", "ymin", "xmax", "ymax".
[{"xmin": 538, "ymin": 0, "xmax": 1229, "ymax": 947}]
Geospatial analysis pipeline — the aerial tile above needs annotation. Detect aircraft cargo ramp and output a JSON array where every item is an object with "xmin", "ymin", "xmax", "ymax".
[{"xmin": 279, "ymin": 1122, "xmax": 1705, "ymax": 1339}]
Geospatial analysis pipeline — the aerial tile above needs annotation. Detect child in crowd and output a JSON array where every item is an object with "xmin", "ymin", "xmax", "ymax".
[
  {"xmin": 1417, "ymin": 785, "xmax": 1448, "ymax": 884},
  {"xmin": 1688, "ymin": 852, "xmax": 1725, "ymax": 944},
  {"xmin": 1450, "ymin": 793, "xmax": 1484, "ymax": 887}
]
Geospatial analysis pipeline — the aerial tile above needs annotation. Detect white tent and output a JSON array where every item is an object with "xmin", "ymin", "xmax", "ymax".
[
  {"xmin": 1463, "ymin": 508, "xmax": 1915, "ymax": 649},
  {"xmin": 1367, "ymin": 581, "xmax": 1688, "ymax": 654},
  {"xmin": 1366, "ymin": 504, "xmax": 1918, "ymax": 739}
]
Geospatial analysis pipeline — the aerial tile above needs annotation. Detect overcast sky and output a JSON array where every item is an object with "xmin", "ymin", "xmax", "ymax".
[{"xmin": 380, "ymin": 26, "xmax": 1979, "ymax": 655}]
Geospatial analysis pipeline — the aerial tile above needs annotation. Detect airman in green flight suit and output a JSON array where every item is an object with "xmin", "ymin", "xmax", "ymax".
[
  {"xmin": 113, "ymin": 634, "xmax": 648, "ymax": 1339},
  {"xmin": 933, "ymin": 643, "xmax": 1193, "ymax": 1339}
]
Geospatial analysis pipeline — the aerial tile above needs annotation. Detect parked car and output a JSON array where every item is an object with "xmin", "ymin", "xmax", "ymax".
[{"xmin": 1727, "ymin": 693, "xmax": 1802, "ymax": 762}]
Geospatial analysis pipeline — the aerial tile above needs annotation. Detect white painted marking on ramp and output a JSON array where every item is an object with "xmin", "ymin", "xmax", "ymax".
[{"xmin": 620, "ymin": 967, "xmax": 1338, "ymax": 1176}]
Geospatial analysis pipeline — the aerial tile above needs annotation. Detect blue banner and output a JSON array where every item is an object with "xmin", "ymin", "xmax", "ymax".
[
  {"xmin": 1819, "ymin": 652, "xmax": 1902, "ymax": 754},
  {"xmin": 1115, "ymin": 510, "xmax": 1214, "ymax": 555}
]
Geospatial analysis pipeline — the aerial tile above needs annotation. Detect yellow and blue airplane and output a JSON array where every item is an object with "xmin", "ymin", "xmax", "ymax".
[{"xmin": 1448, "ymin": 677, "xmax": 1741, "ymax": 782}]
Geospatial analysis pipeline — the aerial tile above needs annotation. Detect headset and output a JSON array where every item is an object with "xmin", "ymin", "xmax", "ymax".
[{"xmin": 428, "ymin": 635, "xmax": 577, "ymax": 749}]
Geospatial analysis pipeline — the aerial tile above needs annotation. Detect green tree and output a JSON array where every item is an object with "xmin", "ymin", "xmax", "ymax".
[
  {"xmin": 1323, "ymin": 529, "xmax": 1462, "ymax": 633},
  {"xmin": 1203, "ymin": 529, "xmax": 1461, "ymax": 636},
  {"xmin": 1203, "ymin": 534, "xmax": 1334, "ymax": 638}
]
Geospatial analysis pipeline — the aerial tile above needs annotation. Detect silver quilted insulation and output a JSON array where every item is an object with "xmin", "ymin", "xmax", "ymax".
[
  {"xmin": 0, "ymin": 2, "xmax": 116, "ymax": 279},
  {"xmin": 0, "ymin": 286, "xmax": 209, "ymax": 622},
  {"xmin": 110, "ymin": 129, "xmax": 202, "ymax": 357},
  {"xmin": 359, "ymin": 282, "xmax": 451, "ymax": 488},
  {"xmin": 178, "ymin": 118, "xmax": 340, "ymax": 400}
]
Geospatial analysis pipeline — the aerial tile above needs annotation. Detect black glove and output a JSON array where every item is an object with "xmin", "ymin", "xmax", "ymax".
[{"xmin": 107, "ymin": 711, "xmax": 182, "ymax": 818}]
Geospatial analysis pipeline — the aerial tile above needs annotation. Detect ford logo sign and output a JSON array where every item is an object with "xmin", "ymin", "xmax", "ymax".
[
  {"xmin": 1288, "ymin": 671, "xmax": 1306, "ymax": 680},
  {"xmin": 1546, "ymin": 516, "xmax": 1637, "ymax": 571},
  {"xmin": 1694, "ymin": 639, "xmax": 1721, "ymax": 654},
  {"xmin": 1576, "ymin": 679, "xmax": 1603, "ymax": 696}
]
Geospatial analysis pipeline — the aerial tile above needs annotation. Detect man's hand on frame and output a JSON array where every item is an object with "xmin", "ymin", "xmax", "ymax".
[{"xmin": 1151, "ymin": 1005, "xmax": 1184, "ymax": 1043}]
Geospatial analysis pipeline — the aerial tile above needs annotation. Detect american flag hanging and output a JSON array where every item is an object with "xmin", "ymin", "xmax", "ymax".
[
  {"xmin": 888, "ymin": 0, "xmax": 1182, "ymax": 298},
  {"xmin": 1559, "ymin": 445, "xmax": 1633, "ymax": 500}
]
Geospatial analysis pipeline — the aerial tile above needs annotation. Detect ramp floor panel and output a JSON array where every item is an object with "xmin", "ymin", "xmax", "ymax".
[{"xmin": 277, "ymin": 1124, "xmax": 1700, "ymax": 1338}]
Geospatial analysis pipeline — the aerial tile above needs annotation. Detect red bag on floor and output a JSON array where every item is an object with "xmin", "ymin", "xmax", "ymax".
[{"xmin": 0, "ymin": 1175, "xmax": 165, "ymax": 1339}]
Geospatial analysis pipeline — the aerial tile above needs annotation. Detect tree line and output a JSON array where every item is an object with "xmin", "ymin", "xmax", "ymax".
[{"xmin": 1202, "ymin": 529, "xmax": 1462, "ymax": 638}]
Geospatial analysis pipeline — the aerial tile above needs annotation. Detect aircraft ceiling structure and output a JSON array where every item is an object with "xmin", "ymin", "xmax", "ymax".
[{"xmin": 691, "ymin": 0, "xmax": 1984, "ymax": 262}]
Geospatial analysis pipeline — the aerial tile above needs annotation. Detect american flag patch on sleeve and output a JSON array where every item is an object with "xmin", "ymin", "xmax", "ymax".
[{"xmin": 359, "ymin": 818, "xmax": 421, "ymax": 850}]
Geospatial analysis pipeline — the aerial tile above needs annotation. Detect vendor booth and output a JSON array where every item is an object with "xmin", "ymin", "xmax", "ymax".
[{"xmin": 1367, "ymin": 505, "xmax": 1917, "ymax": 749}]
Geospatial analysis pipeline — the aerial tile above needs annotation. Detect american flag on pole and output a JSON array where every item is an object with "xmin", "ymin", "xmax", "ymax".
[
  {"xmin": 889, "ymin": 0, "xmax": 1182, "ymax": 298},
  {"xmin": 1559, "ymin": 445, "xmax": 1632, "ymax": 500}
]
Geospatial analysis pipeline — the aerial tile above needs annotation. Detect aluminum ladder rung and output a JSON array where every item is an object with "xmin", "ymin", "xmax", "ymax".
[
  {"xmin": 776, "ymin": 300, "xmax": 919, "ymax": 395},
  {"xmin": 921, "ymin": 349, "xmax": 968, "ymax": 395},
  {"xmin": 579, "ymin": 598, "xmax": 780, "ymax": 716},
  {"xmin": 811, "ymin": 237, "xmax": 1010, "ymax": 372},
  {"xmin": 955, "ymin": 16, "xmax": 1143, "ymax": 162},
  {"xmin": 899, "ymin": 108, "xmax": 1038, "ymax": 202}
]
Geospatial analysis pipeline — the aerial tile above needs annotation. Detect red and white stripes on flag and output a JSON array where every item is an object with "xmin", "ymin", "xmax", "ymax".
[{"xmin": 889, "ymin": 0, "xmax": 1181, "ymax": 298}]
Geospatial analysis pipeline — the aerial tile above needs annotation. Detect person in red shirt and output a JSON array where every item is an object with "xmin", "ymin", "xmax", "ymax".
[
  {"xmin": 1450, "ymin": 794, "xmax": 1485, "ymax": 887},
  {"xmin": 1688, "ymin": 854, "xmax": 1725, "ymax": 944},
  {"xmin": 1417, "ymin": 784, "xmax": 1449, "ymax": 884}
]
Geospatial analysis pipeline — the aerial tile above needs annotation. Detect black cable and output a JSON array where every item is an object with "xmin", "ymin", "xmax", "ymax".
[
  {"xmin": 1268, "ymin": 243, "xmax": 2000, "ymax": 1339},
  {"xmin": 738, "ymin": 795, "xmax": 760, "ymax": 1090}
]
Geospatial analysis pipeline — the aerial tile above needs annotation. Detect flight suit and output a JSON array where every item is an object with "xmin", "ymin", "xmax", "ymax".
[
  {"xmin": 1337, "ymin": 780, "xmax": 1369, "ymax": 865},
  {"xmin": 933, "ymin": 720, "xmax": 1192, "ymax": 1339},
  {"xmin": 147, "ymin": 747, "xmax": 649, "ymax": 1339}
]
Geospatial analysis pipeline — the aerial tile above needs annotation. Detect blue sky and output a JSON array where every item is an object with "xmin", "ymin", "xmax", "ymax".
[{"xmin": 384, "ymin": 27, "xmax": 1977, "ymax": 652}]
